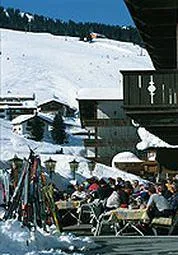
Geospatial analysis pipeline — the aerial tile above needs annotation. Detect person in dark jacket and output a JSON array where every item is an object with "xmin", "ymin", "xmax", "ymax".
[
  {"xmin": 95, "ymin": 178, "xmax": 113, "ymax": 200},
  {"xmin": 168, "ymin": 181, "xmax": 178, "ymax": 214}
]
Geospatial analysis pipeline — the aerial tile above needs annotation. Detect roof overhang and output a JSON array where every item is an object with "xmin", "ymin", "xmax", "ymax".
[{"xmin": 124, "ymin": 0, "xmax": 178, "ymax": 69}]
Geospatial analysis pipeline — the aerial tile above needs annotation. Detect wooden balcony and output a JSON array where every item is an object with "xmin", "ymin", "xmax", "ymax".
[
  {"xmin": 121, "ymin": 70, "xmax": 178, "ymax": 144},
  {"xmin": 84, "ymin": 138, "xmax": 132, "ymax": 147},
  {"xmin": 83, "ymin": 119, "xmax": 129, "ymax": 127}
]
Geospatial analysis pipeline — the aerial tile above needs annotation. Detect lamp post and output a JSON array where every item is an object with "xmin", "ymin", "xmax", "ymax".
[
  {"xmin": 9, "ymin": 154, "xmax": 23, "ymax": 169},
  {"xmin": 44, "ymin": 157, "xmax": 57, "ymax": 180},
  {"xmin": 69, "ymin": 159, "xmax": 79, "ymax": 180},
  {"xmin": 88, "ymin": 161, "xmax": 96, "ymax": 176},
  {"xmin": 9, "ymin": 154, "xmax": 23, "ymax": 188}
]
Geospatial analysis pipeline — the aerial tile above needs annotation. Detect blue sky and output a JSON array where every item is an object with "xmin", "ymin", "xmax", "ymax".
[{"xmin": 1, "ymin": 0, "xmax": 134, "ymax": 26}]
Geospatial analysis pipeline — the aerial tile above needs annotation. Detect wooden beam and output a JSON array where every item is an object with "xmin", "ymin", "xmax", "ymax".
[{"xmin": 125, "ymin": 0, "xmax": 178, "ymax": 10}]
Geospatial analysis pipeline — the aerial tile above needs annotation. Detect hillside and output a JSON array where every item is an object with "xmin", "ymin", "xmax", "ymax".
[
  {"xmin": 1, "ymin": 29, "xmax": 154, "ymax": 109},
  {"xmin": 0, "ymin": 28, "xmax": 163, "ymax": 161}
]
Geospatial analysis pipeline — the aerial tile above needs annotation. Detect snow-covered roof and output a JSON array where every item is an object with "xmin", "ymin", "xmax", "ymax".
[
  {"xmin": 12, "ymin": 114, "xmax": 33, "ymax": 124},
  {"xmin": 63, "ymin": 117, "xmax": 81, "ymax": 127},
  {"xmin": 12, "ymin": 112, "xmax": 53, "ymax": 125},
  {"xmin": 112, "ymin": 151, "xmax": 143, "ymax": 167},
  {"xmin": 136, "ymin": 127, "xmax": 178, "ymax": 150},
  {"xmin": 77, "ymin": 88, "xmax": 123, "ymax": 100},
  {"xmin": 0, "ymin": 105, "xmax": 36, "ymax": 110},
  {"xmin": 0, "ymin": 94, "xmax": 34, "ymax": 99},
  {"xmin": 37, "ymin": 97, "xmax": 71, "ymax": 108}
]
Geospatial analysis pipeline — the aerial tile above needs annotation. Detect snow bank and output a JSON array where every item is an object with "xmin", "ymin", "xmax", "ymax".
[
  {"xmin": 93, "ymin": 163, "xmax": 147, "ymax": 184},
  {"xmin": 0, "ymin": 219, "xmax": 97, "ymax": 255}
]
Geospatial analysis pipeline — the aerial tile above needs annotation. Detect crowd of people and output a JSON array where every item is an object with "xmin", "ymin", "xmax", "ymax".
[{"xmin": 53, "ymin": 175, "xmax": 178, "ymax": 228}]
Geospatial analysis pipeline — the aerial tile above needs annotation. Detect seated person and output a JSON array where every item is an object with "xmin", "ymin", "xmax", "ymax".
[
  {"xmin": 71, "ymin": 184, "xmax": 88, "ymax": 201},
  {"xmin": 105, "ymin": 184, "xmax": 121, "ymax": 210},
  {"xmin": 95, "ymin": 178, "xmax": 113, "ymax": 201},
  {"xmin": 124, "ymin": 181, "xmax": 133, "ymax": 197},
  {"xmin": 159, "ymin": 181, "xmax": 173, "ymax": 199},
  {"xmin": 132, "ymin": 180, "xmax": 140, "ymax": 197},
  {"xmin": 108, "ymin": 177, "xmax": 116, "ymax": 189},
  {"xmin": 166, "ymin": 178, "xmax": 174, "ymax": 194},
  {"xmin": 146, "ymin": 185, "xmax": 173, "ymax": 221},
  {"xmin": 106, "ymin": 184, "xmax": 129, "ymax": 210},
  {"xmin": 168, "ymin": 181, "xmax": 178, "ymax": 214},
  {"xmin": 88, "ymin": 177, "xmax": 100, "ymax": 192}
]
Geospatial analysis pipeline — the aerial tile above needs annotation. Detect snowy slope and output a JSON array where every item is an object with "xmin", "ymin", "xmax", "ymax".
[
  {"xmin": 2, "ymin": 29, "xmax": 175, "ymax": 156},
  {"xmin": 0, "ymin": 29, "xmax": 155, "ymax": 177},
  {"xmin": 2, "ymin": 29, "xmax": 169, "ymax": 164},
  {"xmin": 1, "ymin": 29, "xmax": 154, "ymax": 109}
]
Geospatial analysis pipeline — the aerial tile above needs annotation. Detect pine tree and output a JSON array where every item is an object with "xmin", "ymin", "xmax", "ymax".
[
  {"xmin": 51, "ymin": 112, "xmax": 66, "ymax": 144},
  {"xmin": 30, "ymin": 116, "xmax": 44, "ymax": 141}
]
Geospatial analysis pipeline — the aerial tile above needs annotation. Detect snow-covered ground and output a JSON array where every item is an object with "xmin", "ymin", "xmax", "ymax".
[
  {"xmin": 1, "ymin": 29, "xmax": 154, "ymax": 108},
  {"xmin": 0, "ymin": 29, "xmax": 156, "ymax": 254},
  {"xmin": 0, "ymin": 219, "xmax": 98, "ymax": 255}
]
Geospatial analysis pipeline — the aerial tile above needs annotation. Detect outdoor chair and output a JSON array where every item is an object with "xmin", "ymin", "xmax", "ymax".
[
  {"xmin": 77, "ymin": 199, "xmax": 104, "ymax": 227},
  {"xmin": 151, "ymin": 210, "xmax": 178, "ymax": 235},
  {"xmin": 94, "ymin": 210, "xmax": 120, "ymax": 236}
]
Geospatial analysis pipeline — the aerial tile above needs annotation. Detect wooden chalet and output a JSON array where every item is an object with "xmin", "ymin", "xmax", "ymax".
[
  {"xmin": 122, "ymin": 0, "xmax": 178, "ymax": 169},
  {"xmin": 77, "ymin": 88, "xmax": 138, "ymax": 165},
  {"xmin": 37, "ymin": 98, "xmax": 76, "ymax": 117}
]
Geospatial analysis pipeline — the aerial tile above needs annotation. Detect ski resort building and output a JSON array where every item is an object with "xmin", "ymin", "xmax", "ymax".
[
  {"xmin": 122, "ymin": 0, "xmax": 178, "ymax": 170},
  {"xmin": 77, "ymin": 88, "xmax": 138, "ymax": 165}
]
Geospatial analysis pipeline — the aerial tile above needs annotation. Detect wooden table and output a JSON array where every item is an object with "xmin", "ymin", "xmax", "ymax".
[
  {"xmin": 112, "ymin": 208, "xmax": 149, "ymax": 236},
  {"xmin": 55, "ymin": 200, "xmax": 81, "ymax": 222},
  {"xmin": 95, "ymin": 208, "xmax": 149, "ymax": 236}
]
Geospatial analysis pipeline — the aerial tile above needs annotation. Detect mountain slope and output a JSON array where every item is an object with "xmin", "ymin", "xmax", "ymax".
[
  {"xmin": 0, "ymin": 29, "xmax": 156, "ymax": 160},
  {"xmin": 1, "ymin": 29, "xmax": 154, "ymax": 108}
]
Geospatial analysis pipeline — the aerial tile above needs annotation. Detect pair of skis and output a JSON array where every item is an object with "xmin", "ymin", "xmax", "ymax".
[
  {"xmin": 4, "ymin": 150, "xmax": 61, "ymax": 233},
  {"xmin": 42, "ymin": 184, "xmax": 61, "ymax": 232},
  {"xmin": 4, "ymin": 151, "xmax": 33, "ymax": 221}
]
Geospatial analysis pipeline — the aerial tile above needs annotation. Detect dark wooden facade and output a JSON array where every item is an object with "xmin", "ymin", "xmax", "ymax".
[
  {"xmin": 121, "ymin": 1, "xmax": 178, "ymax": 171},
  {"xmin": 78, "ymin": 98, "xmax": 138, "ymax": 165},
  {"xmin": 122, "ymin": 1, "xmax": 178, "ymax": 151},
  {"xmin": 121, "ymin": 69, "xmax": 178, "ymax": 144},
  {"xmin": 124, "ymin": 0, "xmax": 178, "ymax": 69}
]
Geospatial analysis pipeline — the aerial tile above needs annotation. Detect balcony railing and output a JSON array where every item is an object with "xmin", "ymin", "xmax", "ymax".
[
  {"xmin": 84, "ymin": 138, "xmax": 132, "ymax": 147},
  {"xmin": 121, "ymin": 70, "xmax": 178, "ymax": 107},
  {"xmin": 83, "ymin": 119, "xmax": 129, "ymax": 127}
]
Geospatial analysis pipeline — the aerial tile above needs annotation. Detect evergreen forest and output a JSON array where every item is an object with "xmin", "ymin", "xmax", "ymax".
[{"xmin": 0, "ymin": 6, "xmax": 142, "ymax": 45}]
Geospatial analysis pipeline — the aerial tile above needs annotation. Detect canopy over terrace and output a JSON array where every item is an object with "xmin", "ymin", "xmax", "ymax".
[{"xmin": 124, "ymin": 0, "xmax": 178, "ymax": 69}]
